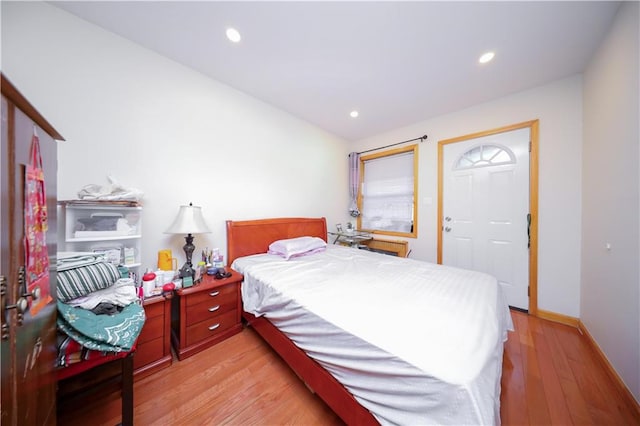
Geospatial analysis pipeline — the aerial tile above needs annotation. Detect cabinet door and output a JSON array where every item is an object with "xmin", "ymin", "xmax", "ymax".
[
  {"xmin": 1, "ymin": 86, "xmax": 59, "ymax": 424},
  {"xmin": 1, "ymin": 89, "xmax": 12, "ymax": 425}
]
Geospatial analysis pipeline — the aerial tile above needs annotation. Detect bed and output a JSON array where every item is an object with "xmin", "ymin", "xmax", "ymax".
[{"xmin": 226, "ymin": 217, "xmax": 512, "ymax": 425}]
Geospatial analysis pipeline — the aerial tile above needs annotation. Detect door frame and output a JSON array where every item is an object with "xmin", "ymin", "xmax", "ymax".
[{"xmin": 437, "ymin": 120, "xmax": 539, "ymax": 315}]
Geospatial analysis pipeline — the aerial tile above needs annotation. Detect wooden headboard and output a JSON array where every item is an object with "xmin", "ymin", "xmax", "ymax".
[{"xmin": 226, "ymin": 217, "xmax": 327, "ymax": 265}]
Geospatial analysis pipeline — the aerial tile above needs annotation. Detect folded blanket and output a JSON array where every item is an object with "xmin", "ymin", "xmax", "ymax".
[
  {"xmin": 65, "ymin": 278, "xmax": 138, "ymax": 310},
  {"xmin": 57, "ymin": 300, "xmax": 145, "ymax": 352},
  {"xmin": 57, "ymin": 252, "xmax": 107, "ymax": 271}
]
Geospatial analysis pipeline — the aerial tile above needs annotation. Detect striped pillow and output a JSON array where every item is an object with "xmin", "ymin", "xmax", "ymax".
[{"xmin": 57, "ymin": 262, "xmax": 120, "ymax": 302}]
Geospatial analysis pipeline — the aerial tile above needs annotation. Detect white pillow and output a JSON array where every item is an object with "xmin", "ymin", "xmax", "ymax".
[{"xmin": 268, "ymin": 236, "xmax": 327, "ymax": 260}]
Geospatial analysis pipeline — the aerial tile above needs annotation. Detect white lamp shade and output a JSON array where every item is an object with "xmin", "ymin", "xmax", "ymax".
[{"xmin": 164, "ymin": 204, "xmax": 211, "ymax": 234}]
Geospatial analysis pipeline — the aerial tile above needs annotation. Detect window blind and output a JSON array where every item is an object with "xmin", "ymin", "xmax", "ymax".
[{"xmin": 361, "ymin": 151, "xmax": 414, "ymax": 233}]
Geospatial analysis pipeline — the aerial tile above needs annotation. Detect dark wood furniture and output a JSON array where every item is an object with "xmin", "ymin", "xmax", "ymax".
[
  {"xmin": 134, "ymin": 294, "xmax": 173, "ymax": 378},
  {"xmin": 57, "ymin": 289, "xmax": 170, "ymax": 423},
  {"xmin": 171, "ymin": 271, "xmax": 242, "ymax": 360},
  {"xmin": 1, "ymin": 73, "xmax": 64, "ymax": 424},
  {"xmin": 225, "ymin": 217, "xmax": 378, "ymax": 425},
  {"xmin": 57, "ymin": 351, "xmax": 134, "ymax": 426}
]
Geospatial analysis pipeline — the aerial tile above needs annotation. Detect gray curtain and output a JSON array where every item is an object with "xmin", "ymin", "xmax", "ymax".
[{"xmin": 348, "ymin": 152, "xmax": 360, "ymax": 217}]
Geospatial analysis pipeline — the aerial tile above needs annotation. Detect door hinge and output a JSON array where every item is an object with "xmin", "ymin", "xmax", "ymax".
[
  {"xmin": 528, "ymin": 286, "xmax": 530, "ymax": 297},
  {"xmin": 529, "ymin": 140, "xmax": 532, "ymax": 152}
]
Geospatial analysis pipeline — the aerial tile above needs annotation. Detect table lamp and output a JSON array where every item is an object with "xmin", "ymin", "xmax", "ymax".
[{"xmin": 165, "ymin": 202, "xmax": 211, "ymax": 279}]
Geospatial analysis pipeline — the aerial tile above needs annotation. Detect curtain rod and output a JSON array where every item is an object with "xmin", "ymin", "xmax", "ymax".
[{"xmin": 356, "ymin": 134, "xmax": 428, "ymax": 155}]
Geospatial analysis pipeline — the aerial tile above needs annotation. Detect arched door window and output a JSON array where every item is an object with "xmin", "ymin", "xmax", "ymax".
[{"xmin": 454, "ymin": 144, "xmax": 515, "ymax": 170}]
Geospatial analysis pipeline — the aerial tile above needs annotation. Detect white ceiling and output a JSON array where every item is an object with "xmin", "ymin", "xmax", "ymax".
[{"xmin": 52, "ymin": 1, "xmax": 620, "ymax": 141}]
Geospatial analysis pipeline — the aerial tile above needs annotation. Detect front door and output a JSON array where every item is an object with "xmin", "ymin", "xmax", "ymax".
[{"xmin": 438, "ymin": 122, "xmax": 537, "ymax": 311}]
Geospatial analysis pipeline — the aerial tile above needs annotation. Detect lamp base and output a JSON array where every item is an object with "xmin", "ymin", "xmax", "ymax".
[
  {"xmin": 179, "ymin": 233, "xmax": 196, "ymax": 279},
  {"xmin": 179, "ymin": 263, "xmax": 195, "ymax": 279}
]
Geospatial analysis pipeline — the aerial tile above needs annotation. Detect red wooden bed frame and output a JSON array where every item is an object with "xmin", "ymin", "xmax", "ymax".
[{"xmin": 226, "ymin": 217, "xmax": 378, "ymax": 425}]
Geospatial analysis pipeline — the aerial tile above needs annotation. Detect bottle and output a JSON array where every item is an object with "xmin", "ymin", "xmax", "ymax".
[
  {"xmin": 142, "ymin": 271, "xmax": 157, "ymax": 298},
  {"xmin": 212, "ymin": 248, "xmax": 224, "ymax": 270}
]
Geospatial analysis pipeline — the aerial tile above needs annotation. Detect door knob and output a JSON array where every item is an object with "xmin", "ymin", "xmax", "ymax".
[
  {"xmin": 6, "ymin": 298, "xmax": 28, "ymax": 315},
  {"xmin": 1, "ymin": 269, "xmax": 29, "ymax": 341},
  {"xmin": 22, "ymin": 286, "xmax": 41, "ymax": 301},
  {"xmin": 5, "ymin": 297, "xmax": 28, "ymax": 327}
]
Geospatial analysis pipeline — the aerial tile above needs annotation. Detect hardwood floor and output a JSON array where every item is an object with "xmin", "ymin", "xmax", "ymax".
[
  {"xmin": 501, "ymin": 310, "xmax": 638, "ymax": 425},
  {"xmin": 58, "ymin": 310, "xmax": 639, "ymax": 425}
]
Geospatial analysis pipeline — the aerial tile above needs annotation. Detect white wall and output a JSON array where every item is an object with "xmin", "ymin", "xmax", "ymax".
[
  {"xmin": 352, "ymin": 76, "xmax": 584, "ymax": 317},
  {"xmin": 582, "ymin": 1, "xmax": 639, "ymax": 402},
  {"xmin": 1, "ymin": 2, "xmax": 350, "ymax": 270}
]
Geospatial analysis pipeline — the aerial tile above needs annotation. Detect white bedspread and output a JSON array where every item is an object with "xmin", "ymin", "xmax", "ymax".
[{"xmin": 233, "ymin": 245, "xmax": 513, "ymax": 425}]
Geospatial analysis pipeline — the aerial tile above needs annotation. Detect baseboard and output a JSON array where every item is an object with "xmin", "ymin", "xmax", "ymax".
[
  {"xmin": 536, "ymin": 309, "xmax": 580, "ymax": 327},
  {"xmin": 578, "ymin": 320, "xmax": 640, "ymax": 422}
]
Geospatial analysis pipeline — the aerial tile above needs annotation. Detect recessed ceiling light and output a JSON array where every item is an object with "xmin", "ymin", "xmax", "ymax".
[
  {"xmin": 350, "ymin": 110, "xmax": 359, "ymax": 118},
  {"xmin": 226, "ymin": 28, "xmax": 241, "ymax": 43},
  {"xmin": 479, "ymin": 51, "xmax": 495, "ymax": 64}
]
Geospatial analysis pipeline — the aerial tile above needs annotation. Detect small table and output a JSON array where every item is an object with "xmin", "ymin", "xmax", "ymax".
[{"xmin": 328, "ymin": 230, "xmax": 372, "ymax": 247}]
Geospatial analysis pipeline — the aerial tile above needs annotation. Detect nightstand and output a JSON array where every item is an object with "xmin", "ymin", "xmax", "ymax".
[
  {"xmin": 171, "ymin": 269, "xmax": 243, "ymax": 360},
  {"xmin": 134, "ymin": 294, "xmax": 173, "ymax": 379}
]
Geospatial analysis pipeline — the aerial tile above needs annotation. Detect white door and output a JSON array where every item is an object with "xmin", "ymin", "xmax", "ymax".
[{"xmin": 442, "ymin": 127, "xmax": 530, "ymax": 310}]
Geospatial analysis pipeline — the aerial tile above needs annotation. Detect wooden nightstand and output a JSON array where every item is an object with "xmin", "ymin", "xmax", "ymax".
[
  {"xmin": 171, "ymin": 269, "xmax": 243, "ymax": 360},
  {"xmin": 134, "ymin": 294, "xmax": 173, "ymax": 379}
]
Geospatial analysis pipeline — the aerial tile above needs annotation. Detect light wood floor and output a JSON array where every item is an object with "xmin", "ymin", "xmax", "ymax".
[{"xmin": 58, "ymin": 310, "xmax": 639, "ymax": 425}]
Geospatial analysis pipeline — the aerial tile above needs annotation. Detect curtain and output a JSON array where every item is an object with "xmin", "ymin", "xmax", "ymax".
[{"xmin": 348, "ymin": 152, "xmax": 360, "ymax": 217}]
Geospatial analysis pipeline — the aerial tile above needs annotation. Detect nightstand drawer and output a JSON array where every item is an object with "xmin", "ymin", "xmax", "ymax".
[
  {"xmin": 185, "ymin": 282, "xmax": 237, "ymax": 307},
  {"xmin": 185, "ymin": 309, "xmax": 237, "ymax": 347},
  {"xmin": 137, "ymin": 313, "xmax": 164, "ymax": 344},
  {"xmin": 185, "ymin": 293, "xmax": 237, "ymax": 326},
  {"xmin": 133, "ymin": 337, "xmax": 164, "ymax": 370},
  {"xmin": 143, "ymin": 298, "xmax": 166, "ymax": 319}
]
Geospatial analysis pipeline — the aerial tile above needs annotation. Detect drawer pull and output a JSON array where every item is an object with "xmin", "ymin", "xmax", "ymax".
[
  {"xmin": 208, "ymin": 305, "xmax": 220, "ymax": 312},
  {"xmin": 209, "ymin": 291, "xmax": 220, "ymax": 297},
  {"xmin": 208, "ymin": 323, "xmax": 221, "ymax": 331}
]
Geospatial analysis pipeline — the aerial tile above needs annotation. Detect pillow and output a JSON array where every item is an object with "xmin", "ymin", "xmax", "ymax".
[
  {"xmin": 268, "ymin": 236, "xmax": 327, "ymax": 260},
  {"xmin": 57, "ymin": 261, "xmax": 121, "ymax": 302}
]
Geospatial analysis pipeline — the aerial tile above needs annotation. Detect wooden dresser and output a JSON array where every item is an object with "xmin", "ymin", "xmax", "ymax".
[
  {"xmin": 171, "ymin": 270, "xmax": 243, "ymax": 360},
  {"xmin": 134, "ymin": 294, "xmax": 173, "ymax": 379}
]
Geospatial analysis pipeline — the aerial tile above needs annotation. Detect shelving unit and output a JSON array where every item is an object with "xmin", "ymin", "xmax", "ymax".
[{"xmin": 58, "ymin": 200, "xmax": 143, "ymax": 279}]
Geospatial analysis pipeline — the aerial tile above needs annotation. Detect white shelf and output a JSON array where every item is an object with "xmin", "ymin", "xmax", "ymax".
[
  {"xmin": 58, "ymin": 201, "xmax": 143, "ymax": 280},
  {"xmin": 66, "ymin": 235, "xmax": 142, "ymax": 243}
]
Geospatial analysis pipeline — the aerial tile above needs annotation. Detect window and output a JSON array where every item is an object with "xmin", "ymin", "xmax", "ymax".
[
  {"xmin": 454, "ymin": 144, "xmax": 515, "ymax": 170},
  {"xmin": 357, "ymin": 144, "xmax": 418, "ymax": 238}
]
